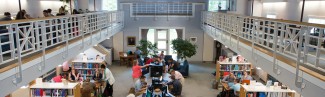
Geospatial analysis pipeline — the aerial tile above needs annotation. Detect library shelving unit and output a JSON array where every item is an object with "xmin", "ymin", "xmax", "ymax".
[
  {"xmin": 72, "ymin": 60, "xmax": 105, "ymax": 80},
  {"xmin": 239, "ymin": 83, "xmax": 295, "ymax": 97},
  {"xmin": 216, "ymin": 61, "xmax": 252, "ymax": 81},
  {"xmin": 30, "ymin": 83, "xmax": 81, "ymax": 97}
]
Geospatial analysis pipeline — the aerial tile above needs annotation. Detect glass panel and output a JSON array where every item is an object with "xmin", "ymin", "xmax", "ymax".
[
  {"xmin": 157, "ymin": 30, "xmax": 167, "ymax": 39},
  {"xmin": 169, "ymin": 29, "xmax": 178, "ymax": 55},
  {"xmin": 157, "ymin": 41, "xmax": 167, "ymax": 49}
]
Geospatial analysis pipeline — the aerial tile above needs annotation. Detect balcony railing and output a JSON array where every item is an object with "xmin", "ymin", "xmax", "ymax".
[
  {"xmin": 0, "ymin": 11, "xmax": 123, "ymax": 74},
  {"xmin": 202, "ymin": 11, "xmax": 325, "ymax": 88},
  {"xmin": 131, "ymin": 2, "xmax": 193, "ymax": 16}
]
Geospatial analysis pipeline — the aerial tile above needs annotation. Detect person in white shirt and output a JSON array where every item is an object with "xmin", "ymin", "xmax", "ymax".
[
  {"xmin": 101, "ymin": 64, "xmax": 115, "ymax": 97},
  {"xmin": 170, "ymin": 70, "xmax": 185, "ymax": 85}
]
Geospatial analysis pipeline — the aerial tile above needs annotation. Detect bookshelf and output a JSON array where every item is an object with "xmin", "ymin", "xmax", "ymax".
[
  {"xmin": 72, "ymin": 60, "xmax": 105, "ymax": 80},
  {"xmin": 239, "ymin": 83, "xmax": 295, "ymax": 97},
  {"xmin": 30, "ymin": 83, "xmax": 81, "ymax": 97},
  {"xmin": 216, "ymin": 61, "xmax": 252, "ymax": 81}
]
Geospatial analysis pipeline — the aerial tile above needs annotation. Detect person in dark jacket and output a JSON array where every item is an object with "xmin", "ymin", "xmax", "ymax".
[
  {"xmin": 0, "ymin": 12, "xmax": 12, "ymax": 21},
  {"xmin": 93, "ymin": 69, "xmax": 102, "ymax": 81},
  {"xmin": 168, "ymin": 75, "xmax": 182, "ymax": 97}
]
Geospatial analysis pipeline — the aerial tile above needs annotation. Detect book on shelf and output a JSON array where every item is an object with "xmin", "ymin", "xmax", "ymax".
[{"xmin": 32, "ymin": 89, "xmax": 68, "ymax": 96}]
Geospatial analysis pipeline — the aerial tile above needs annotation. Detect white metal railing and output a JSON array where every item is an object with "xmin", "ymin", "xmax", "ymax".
[
  {"xmin": 0, "ymin": 11, "xmax": 123, "ymax": 84},
  {"xmin": 202, "ymin": 11, "xmax": 325, "ymax": 88},
  {"xmin": 131, "ymin": 2, "xmax": 193, "ymax": 16}
]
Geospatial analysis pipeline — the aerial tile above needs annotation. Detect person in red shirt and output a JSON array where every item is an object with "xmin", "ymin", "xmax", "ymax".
[
  {"xmin": 145, "ymin": 55, "xmax": 158, "ymax": 64},
  {"xmin": 132, "ymin": 60, "xmax": 149, "ymax": 82}
]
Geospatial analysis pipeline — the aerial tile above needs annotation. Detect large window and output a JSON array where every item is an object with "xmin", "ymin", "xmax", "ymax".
[
  {"xmin": 102, "ymin": 0, "xmax": 117, "ymax": 11},
  {"xmin": 208, "ymin": 0, "xmax": 227, "ymax": 11}
]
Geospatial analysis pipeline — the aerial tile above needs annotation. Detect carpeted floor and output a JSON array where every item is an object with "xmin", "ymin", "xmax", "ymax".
[{"xmin": 107, "ymin": 61, "xmax": 219, "ymax": 97}]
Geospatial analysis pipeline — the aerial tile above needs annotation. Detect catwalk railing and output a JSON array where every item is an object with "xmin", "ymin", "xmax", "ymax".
[
  {"xmin": 201, "ymin": 11, "xmax": 325, "ymax": 88},
  {"xmin": 0, "ymin": 11, "xmax": 124, "ymax": 84},
  {"xmin": 131, "ymin": 2, "xmax": 193, "ymax": 16}
]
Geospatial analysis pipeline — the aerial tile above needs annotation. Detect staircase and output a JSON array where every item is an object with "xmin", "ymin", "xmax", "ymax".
[
  {"xmin": 93, "ymin": 44, "xmax": 113, "ymax": 65},
  {"xmin": 0, "ymin": 11, "xmax": 124, "ymax": 96},
  {"xmin": 202, "ymin": 11, "xmax": 325, "ymax": 97}
]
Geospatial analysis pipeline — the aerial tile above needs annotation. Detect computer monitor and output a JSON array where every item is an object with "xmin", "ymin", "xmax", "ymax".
[{"xmin": 150, "ymin": 65, "xmax": 163, "ymax": 77}]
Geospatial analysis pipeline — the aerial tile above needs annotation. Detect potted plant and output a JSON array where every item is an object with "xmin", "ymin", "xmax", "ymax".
[
  {"xmin": 171, "ymin": 38, "xmax": 197, "ymax": 61},
  {"xmin": 136, "ymin": 40, "xmax": 158, "ymax": 57}
]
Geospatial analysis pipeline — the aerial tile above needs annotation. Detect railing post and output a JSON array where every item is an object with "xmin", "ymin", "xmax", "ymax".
[
  {"xmin": 295, "ymin": 26, "xmax": 307, "ymax": 89},
  {"xmin": 40, "ymin": 21, "xmax": 47, "ymax": 71},
  {"xmin": 272, "ymin": 23, "xmax": 280, "ymax": 75},
  {"xmin": 12, "ymin": 24, "xmax": 22, "ymax": 84}
]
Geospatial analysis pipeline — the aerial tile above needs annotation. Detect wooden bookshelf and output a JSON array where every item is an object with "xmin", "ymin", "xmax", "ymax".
[
  {"xmin": 30, "ymin": 83, "xmax": 81, "ymax": 97},
  {"xmin": 239, "ymin": 84, "xmax": 295, "ymax": 97},
  {"xmin": 216, "ymin": 61, "xmax": 252, "ymax": 82},
  {"xmin": 72, "ymin": 60, "xmax": 105, "ymax": 80}
]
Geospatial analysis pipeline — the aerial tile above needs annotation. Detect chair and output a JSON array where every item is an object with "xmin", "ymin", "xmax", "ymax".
[{"xmin": 119, "ymin": 52, "xmax": 127, "ymax": 66}]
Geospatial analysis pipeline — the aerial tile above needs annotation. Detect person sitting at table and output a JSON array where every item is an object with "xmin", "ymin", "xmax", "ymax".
[
  {"xmin": 167, "ymin": 59, "xmax": 179, "ymax": 71},
  {"xmin": 132, "ymin": 60, "xmax": 149, "ymax": 82},
  {"xmin": 134, "ymin": 47, "xmax": 142, "ymax": 56},
  {"xmin": 145, "ymin": 55, "xmax": 158, "ymax": 64},
  {"xmin": 229, "ymin": 79, "xmax": 241, "ymax": 96},
  {"xmin": 68, "ymin": 67, "xmax": 80, "ymax": 82},
  {"xmin": 134, "ymin": 76, "xmax": 147, "ymax": 93},
  {"xmin": 241, "ymin": 71, "xmax": 253, "ymax": 82},
  {"xmin": 170, "ymin": 70, "xmax": 185, "ymax": 85},
  {"xmin": 52, "ymin": 73, "xmax": 66, "ymax": 83},
  {"xmin": 168, "ymin": 75, "xmax": 182, "ymax": 97},
  {"xmin": 126, "ymin": 87, "xmax": 136, "ymax": 97},
  {"xmin": 222, "ymin": 72, "xmax": 236, "ymax": 83},
  {"xmin": 81, "ymin": 78, "xmax": 95, "ymax": 97},
  {"xmin": 93, "ymin": 69, "xmax": 103, "ymax": 81}
]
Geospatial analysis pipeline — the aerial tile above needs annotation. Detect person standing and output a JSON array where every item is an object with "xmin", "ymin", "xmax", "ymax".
[
  {"xmin": 170, "ymin": 70, "xmax": 185, "ymax": 85},
  {"xmin": 101, "ymin": 64, "xmax": 115, "ymax": 97},
  {"xmin": 132, "ymin": 60, "xmax": 149, "ymax": 82}
]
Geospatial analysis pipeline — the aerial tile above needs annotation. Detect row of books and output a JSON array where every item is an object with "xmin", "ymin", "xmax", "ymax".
[
  {"xmin": 73, "ymin": 63, "xmax": 100, "ymax": 69},
  {"xmin": 246, "ymin": 92, "xmax": 266, "ymax": 97},
  {"xmin": 220, "ymin": 65, "xmax": 251, "ymax": 71},
  {"xmin": 77, "ymin": 70, "xmax": 95, "ymax": 76},
  {"xmin": 32, "ymin": 89, "xmax": 68, "ymax": 96}
]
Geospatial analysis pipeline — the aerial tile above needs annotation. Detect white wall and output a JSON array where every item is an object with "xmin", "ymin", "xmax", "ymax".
[
  {"xmin": 119, "ymin": 4, "xmax": 206, "ymax": 61},
  {"xmin": 112, "ymin": 31, "xmax": 124, "ymax": 60},
  {"xmin": 0, "ymin": 0, "xmax": 74, "ymax": 18},
  {"xmin": 203, "ymin": 33, "xmax": 214, "ymax": 62},
  {"xmin": 254, "ymin": 0, "xmax": 325, "ymax": 22}
]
